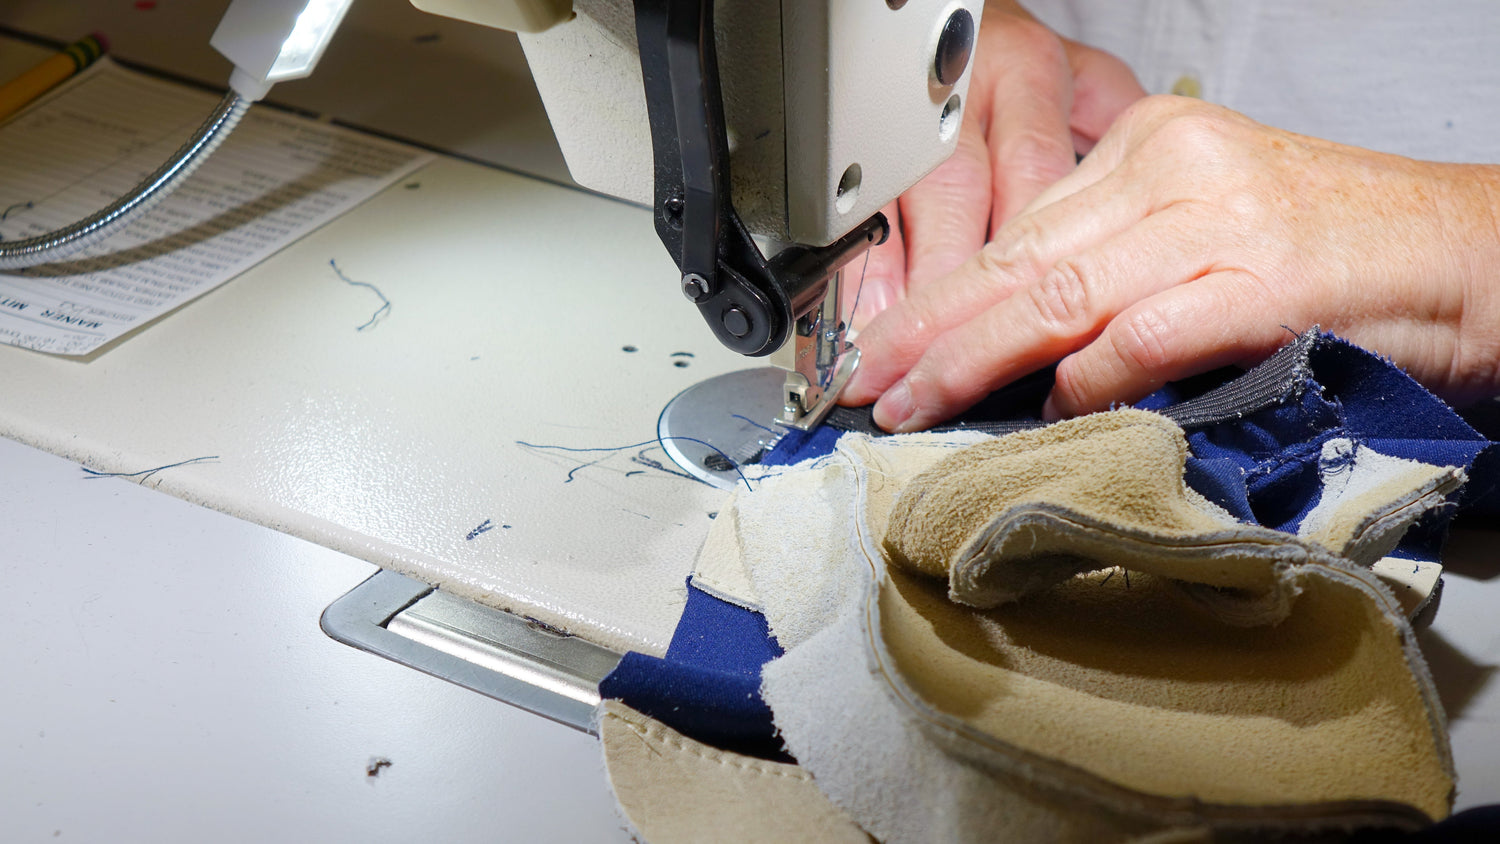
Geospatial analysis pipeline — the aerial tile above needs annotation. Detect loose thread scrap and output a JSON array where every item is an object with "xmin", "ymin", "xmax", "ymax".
[
  {"xmin": 1, "ymin": 200, "xmax": 33, "ymax": 221},
  {"xmin": 81, "ymin": 455, "xmax": 219, "ymax": 483},
  {"xmin": 329, "ymin": 258, "xmax": 391, "ymax": 331},
  {"xmin": 0, "ymin": 200, "xmax": 34, "ymax": 241},
  {"xmin": 515, "ymin": 436, "xmax": 753, "ymax": 491}
]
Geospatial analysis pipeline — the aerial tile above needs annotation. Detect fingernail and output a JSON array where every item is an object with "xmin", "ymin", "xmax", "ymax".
[{"xmin": 873, "ymin": 380, "xmax": 915, "ymax": 432}]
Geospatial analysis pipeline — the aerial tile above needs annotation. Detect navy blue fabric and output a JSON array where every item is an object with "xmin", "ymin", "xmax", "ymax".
[
  {"xmin": 1183, "ymin": 456, "xmax": 1258, "ymax": 523},
  {"xmin": 597, "ymin": 581, "xmax": 785, "ymax": 758},
  {"xmin": 1351, "ymin": 804, "xmax": 1500, "ymax": 842},
  {"xmin": 599, "ymin": 332, "xmax": 1498, "ymax": 770},
  {"xmin": 758, "ymin": 424, "xmax": 842, "ymax": 468},
  {"xmin": 1178, "ymin": 336, "xmax": 1495, "ymax": 560},
  {"xmin": 1407, "ymin": 804, "xmax": 1500, "ymax": 841}
]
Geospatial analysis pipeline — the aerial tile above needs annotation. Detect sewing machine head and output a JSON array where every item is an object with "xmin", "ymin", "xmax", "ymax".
[{"xmin": 412, "ymin": 0, "xmax": 983, "ymax": 481}]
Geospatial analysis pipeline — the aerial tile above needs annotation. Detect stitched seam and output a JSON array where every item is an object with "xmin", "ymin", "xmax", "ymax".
[{"xmin": 607, "ymin": 712, "xmax": 811, "ymax": 782}]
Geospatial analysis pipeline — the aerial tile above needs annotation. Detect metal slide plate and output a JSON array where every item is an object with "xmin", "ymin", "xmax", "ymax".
[{"xmin": 321, "ymin": 570, "xmax": 623, "ymax": 733}]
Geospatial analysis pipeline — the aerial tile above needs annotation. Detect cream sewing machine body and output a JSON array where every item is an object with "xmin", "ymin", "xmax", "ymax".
[
  {"xmin": 6, "ymin": 0, "xmax": 982, "ymax": 484},
  {"xmin": 408, "ymin": 0, "xmax": 984, "ymax": 482}
]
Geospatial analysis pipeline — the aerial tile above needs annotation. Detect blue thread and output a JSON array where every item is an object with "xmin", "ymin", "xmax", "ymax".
[
  {"xmin": 1, "ymin": 200, "xmax": 33, "ymax": 221},
  {"xmin": 515, "ymin": 437, "xmax": 753, "ymax": 490},
  {"xmin": 329, "ymin": 259, "xmax": 391, "ymax": 331},
  {"xmin": 82, "ymin": 455, "xmax": 218, "ymax": 482},
  {"xmin": 846, "ymin": 250, "xmax": 872, "ymax": 322},
  {"xmin": 731, "ymin": 413, "xmax": 777, "ymax": 435}
]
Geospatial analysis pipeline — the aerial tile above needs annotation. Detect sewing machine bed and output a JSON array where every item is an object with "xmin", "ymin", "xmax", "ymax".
[{"xmin": 0, "ymin": 154, "xmax": 743, "ymax": 656}]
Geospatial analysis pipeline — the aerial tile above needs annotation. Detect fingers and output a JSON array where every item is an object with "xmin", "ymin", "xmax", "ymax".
[
  {"xmin": 1043, "ymin": 271, "xmax": 1293, "ymax": 419},
  {"xmin": 980, "ymin": 19, "xmax": 1078, "ymax": 227},
  {"xmin": 865, "ymin": 204, "xmax": 1224, "ymax": 431},
  {"xmin": 844, "ymin": 165, "xmax": 1154, "ymax": 405},
  {"xmin": 848, "ymin": 201, "xmax": 905, "ymax": 331},
  {"xmin": 1064, "ymin": 41, "xmax": 1147, "ymax": 150},
  {"xmin": 895, "ymin": 114, "xmax": 994, "ymax": 295}
]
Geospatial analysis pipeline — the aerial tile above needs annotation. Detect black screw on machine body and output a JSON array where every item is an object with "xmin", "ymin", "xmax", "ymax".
[
  {"xmin": 935, "ymin": 9, "xmax": 975, "ymax": 86},
  {"xmin": 682, "ymin": 273, "xmax": 710, "ymax": 302},
  {"xmin": 722, "ymin": 306, "xmax": 751, "ymax": 338},
  {"xmin": 664, "ymin": 194, "xmax": 685, "ymax": 230}
]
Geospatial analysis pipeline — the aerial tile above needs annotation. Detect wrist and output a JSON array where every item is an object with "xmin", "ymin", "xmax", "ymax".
[{"xmin": 1444, "ymin": 163, "xmax": 1500, "ymax": 400}]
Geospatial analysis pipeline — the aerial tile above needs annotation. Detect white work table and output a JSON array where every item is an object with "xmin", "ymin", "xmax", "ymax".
[
  {"xmin": 0, "ymin": 7, "xmax": 1497, "ymax": 840},
  {"xmin": 0, "ymin": 13, "xmax": 717, "ymax": 841},
  {"xmin": 0, "ymin": 15, "xmax": 703, "ymax": 841},
  {"xmin": 0, "ymin": 434, "xmax": 629, "ymax": 843}
]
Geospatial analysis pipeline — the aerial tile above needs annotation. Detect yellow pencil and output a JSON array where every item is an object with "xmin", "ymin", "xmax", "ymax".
[{"xmin": 0, "ymin": 34, "xmax": 108, "ymax": 123}]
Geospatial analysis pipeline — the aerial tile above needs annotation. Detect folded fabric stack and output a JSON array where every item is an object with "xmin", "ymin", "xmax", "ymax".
[{"xmin": 598, "ymin": 331, "xmax": 1499, "ymax": 842}]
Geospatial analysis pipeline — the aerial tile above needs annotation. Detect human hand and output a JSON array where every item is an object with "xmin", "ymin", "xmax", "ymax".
[
  {"xmin": 849, "ymin": 0, "xmax": 1146, "ymax": 329},
  {"xmin": 844, "ymin": 95, "xmax": 1500, "ymax": 431}
]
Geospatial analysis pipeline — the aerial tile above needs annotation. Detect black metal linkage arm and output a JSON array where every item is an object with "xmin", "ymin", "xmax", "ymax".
[{"xmin": 633, "ymin": 0, "xmax": 887, "ymax": 358}]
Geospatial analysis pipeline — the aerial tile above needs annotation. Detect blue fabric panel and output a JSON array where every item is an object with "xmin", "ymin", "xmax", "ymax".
[
  {"xmin": 1183, "ymin": 457, "xmax": 1256, "ymax": 523},
  {"xmin": 758, "ymin": 424, "xmax": 842, "ymax": 467},
  {"xmin": 1180, "ymin": 334, "xmax": 1495, "ymax": 557},
  {"xmin": 597, "ymin": 583, "xmax": 785, "ymax": 758},
  {"xmin": 1400, "ymin": 803, "xmax": 1500, "ymax": 841},
  {"xmin": 1311, "ymin": 338, "xmax": 1493, "ymax": 525},
  {"xmin": 1183, "ymin": 382, "xmax": 1348, "ymax": 535}
]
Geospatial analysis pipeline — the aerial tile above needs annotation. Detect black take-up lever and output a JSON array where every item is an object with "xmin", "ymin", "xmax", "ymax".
[{"xmin": 633, "ymin": 0, "xmax": 887, "ymax": 429}]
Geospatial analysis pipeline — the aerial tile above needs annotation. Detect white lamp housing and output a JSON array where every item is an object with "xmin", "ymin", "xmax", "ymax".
[{"xmin": 212, "ymin": 0, "xmax": 356, "ymax": 101}]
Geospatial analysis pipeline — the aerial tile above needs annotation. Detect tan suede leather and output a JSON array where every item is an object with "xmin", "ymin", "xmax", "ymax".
[{"xmin": 717, "ymin": 412, "xmax": 1458, "ymax": 841}]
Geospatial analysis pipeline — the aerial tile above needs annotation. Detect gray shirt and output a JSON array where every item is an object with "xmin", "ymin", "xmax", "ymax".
[{"xmin": 1025, "ymin": 0, "xmax": 1499, "ymax": 163}]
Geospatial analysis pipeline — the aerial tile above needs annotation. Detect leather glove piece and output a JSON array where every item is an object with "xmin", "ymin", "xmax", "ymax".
[
  {"xmin": 753, "ymin": 418, "xmax": 1456, "ymax": 841},
  {"xmin": 884, "ymin": 408, "xmax": 1463, "ymax": 624},
  {"xmin": 597, "ymin": 331, "xmax": 1497, "ymax": 842}
]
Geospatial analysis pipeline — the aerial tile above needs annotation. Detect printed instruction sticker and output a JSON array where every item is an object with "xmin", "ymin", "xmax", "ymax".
[{"xmin": 0, "ymin": 58, "xmax": 432, "ymax": 355}]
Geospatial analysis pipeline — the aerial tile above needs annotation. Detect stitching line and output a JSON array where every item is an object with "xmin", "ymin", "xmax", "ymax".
[{"xmin": 607, "ymin": 712, "xmax": 810, "ymax": 782}]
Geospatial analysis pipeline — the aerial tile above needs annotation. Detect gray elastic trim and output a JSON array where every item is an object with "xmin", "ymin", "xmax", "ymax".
[
  {"xmin": 0, "ymin": 91, "xmax": 250, "ymax": 270},
  {"xmin": 827, "ymin": 329, "xmax": 1320, "ymax": 437},
  {"xmin": 1158, "ymin": 329, "xmax": 1317, "ymax": 429}
]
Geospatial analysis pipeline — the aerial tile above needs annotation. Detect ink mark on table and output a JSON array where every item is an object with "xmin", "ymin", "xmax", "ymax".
[
  {"xmin": 466, "ymin": 519, "xmax": 496, "ymax": 540},
  {"xmin": 0, "ymin": 200, "xmax": 35, "ymax": 241},
  {"xmin": 524, "ymin": 616, "xmax": 569, "ymax": 636}
]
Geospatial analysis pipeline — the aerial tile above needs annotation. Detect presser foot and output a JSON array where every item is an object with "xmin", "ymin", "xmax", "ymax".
[
  {"xmin": 655, "ymin": 347, "xmax": 860, "ymax": 490},
  {"xmin": 657, "ymin": 263, "xmax": 866, "ymax": 487}
]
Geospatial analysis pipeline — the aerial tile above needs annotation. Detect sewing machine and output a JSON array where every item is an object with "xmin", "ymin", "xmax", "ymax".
[
  {"xmin": 406, "ymin": 0, "xmax": 985, "ymax": 484},
  {"xmin": 2, "ymin": 0, "xmax": 981, "ymax": 485}
]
